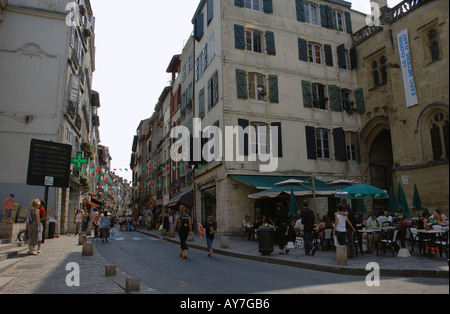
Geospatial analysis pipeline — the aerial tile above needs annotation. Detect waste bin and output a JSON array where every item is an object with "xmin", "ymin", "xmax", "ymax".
[
  {"xmin": 48, "ymin": 222, "xmax": 55, "ymax": 239},
  {"xmin": 257, "ymin": 226, "xmax": 274, "ymax": 255}
]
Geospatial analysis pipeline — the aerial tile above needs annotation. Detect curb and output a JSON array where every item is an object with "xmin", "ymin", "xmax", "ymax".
[{"xmin": 136, "ymin": 229, "xmax": 449, "ymax": 279}]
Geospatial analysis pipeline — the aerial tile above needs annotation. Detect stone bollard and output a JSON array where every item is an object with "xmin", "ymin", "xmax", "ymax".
[
  {"xmin": 161, "ymin": 229, "xmax": 166, "ymax": 236},
  {"xmin": 220, "ymin": 236, "xmax": 229, "ymax": 249},
  {"xmin": 105, "ymin": 265, "xmax": 117, "ymax": 276},
  {"xmin": 82, "ymin": 242, "xmax": 93, "ymax": 256},
  {"xmin": 126, "ymin": 277, "xmax": 140, "ymax": 293},
  {"xmin": 78, "ymin": 233, "xmax": 87, "ymax": 245},
  {"xmin": 397, "ymin": 248, "xmax": 411, "ymax": 258},
  {"xmin": 336, "ymin": 245, "xmax": 348, "ymax": 265}
]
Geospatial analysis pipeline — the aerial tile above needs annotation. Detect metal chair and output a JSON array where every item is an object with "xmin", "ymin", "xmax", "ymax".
[{"xmin": 377, "ymin": 229, "xmax": 399, "ymax": 256}]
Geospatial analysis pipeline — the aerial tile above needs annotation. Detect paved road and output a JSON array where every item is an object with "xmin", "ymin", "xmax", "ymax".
[{"xmin": 95, "ymin": 228, "xmax": 449, "ymax": 294}]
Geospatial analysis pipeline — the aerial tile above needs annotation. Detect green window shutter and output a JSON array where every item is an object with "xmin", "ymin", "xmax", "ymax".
[
  {"xmin": 326, "ymin": 5, "xmax": 334, "ymax": 29},
  {"xmin": 296, "ymin": 0, "xmax": 305, "ymax": 22},
  {"xmin": 329, "ymin": 85, "xmax": 342, "ymax": 111},
  {"xmin": 320, "ymin": 4, "xmax": 328, "ymax": 28},
  {"xmin": 271, "ymin": 122, "xmax": 283, "ymax": 157},
  {"xmin": 354, "ymin": 88, "xmax": 366, "ymax": 114},
  {"xmin": 207, "ymin": 0, "xmax": 214, "ymax": 24},
  {"xmin": 305, "ymin": 126, "xmax": 317, "ymax": 160},
  {"xmin": 350, "ymin": 47, "xmax": 358, "ymax": 69},
  {"xmin": 235, "ymin": 0, "xmax": 244, "ymax": 7},
  {"xmin": 195, "ymin": 13, "xmax": 204, "ymax": 42},
  {"xmin": 236, "ymin": 69, "xmax": 248, "ymax": 99},
  {"xmin": 265, "ymin": 31, "xmax": 276, "ymax": 55},
  {"xmin": 337, "ymin": 44, "xmax": 346, "ymax": 69},
  {"xmin": 234, "ymin": 24, "xmax": 245, "ymax": 50},
  {"xmin": 263, "ymin": 0, "xmax": 273, "ymax": 13},
  {"xmin": 302, "ymin": 80, "xmax": 313, "ymax": 108},
  {"xmin": 345, "ymin": 12, "xmax": 353, "ymax": 34},
  {"xmin": 298, "ymin": 38, "xmax": 308, "ymax": 61},
  {"xmin": 324, "ymin": 44, "xmax": 333, "ymax": 67},
  {"xmin": 333, "ymin": 128, "xmax": 347, "ymax": 161},
  {"xmin": 269, "ymin": 75, "xmax": 279, "ymax": 103}
]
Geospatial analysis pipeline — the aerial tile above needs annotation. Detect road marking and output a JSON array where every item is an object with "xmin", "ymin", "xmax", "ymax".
[{"xmin": 131, "ymin": 237, "xmax": 143, "ymax": 241}]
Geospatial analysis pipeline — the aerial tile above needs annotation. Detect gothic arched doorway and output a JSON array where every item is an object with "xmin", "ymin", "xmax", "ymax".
[{"xmin": 369, "ymin": 129, "xmax": 394, "ymax": 212}]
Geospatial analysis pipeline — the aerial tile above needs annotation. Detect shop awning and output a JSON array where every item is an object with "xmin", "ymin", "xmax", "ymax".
[
  {"xmin": 86, "ymin": 200, "xmax": 99, "ymax": 207},
  {"xmin": 167, "ymin": 190, "xmax": 193, "ymax": 208},
  {"xmin": 230, "ymin": 175, "xmax": 312, "ymax": 190}
]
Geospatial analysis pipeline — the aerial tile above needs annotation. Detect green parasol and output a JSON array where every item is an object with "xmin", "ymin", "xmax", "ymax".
[
  {"xmin": 335, "ymin": 184, "xmax": 390, "ymax": 200},
  {"xmin": 387, "ymin": 186, "xmax": 399, "ymax": 215},
  {"xmin": 397, "ymin": 183, "xmax": 411, "ymax": 218},
  {"xmin": 289, "ymin": 189, "xmax": 300, "ymax": 216},
  {"xmin": 412, "ymin": 184, "xmax": 424, "ymax": 214}
]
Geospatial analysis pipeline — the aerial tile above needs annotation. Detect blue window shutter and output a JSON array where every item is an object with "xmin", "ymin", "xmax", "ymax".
[
  {"xmin": 235, "ymin": 0, "xmax": 244, "ymax": 7},
  {"xmin": 207, "ymin": 0, "xmax": 214, "ymax": 24},
  {"xmin": 302, "ymin": 80, "xmax": 313, "ymax": 108},
  {"xmin": 337, "ymin": 44, "xmax": 346, "ymax": 69},
  {"xmin": 354, "ymin": 88, "xmax": 366, "ymax": 114},
  {"xmin": 296, "ymin": 0, "xmax": 305, "ymax": 22},
  {"xmin": 298, "ymin": 38, "xmax": 308, "ymax": 61},
  {"xmin": 271, "ymin": 122, "xmax": 283, "ymax": 157},
  {"xmin": 268, "ymin": 75, "xmax": 279, "ymax": 103},
  {"xmin": 333, "ymin": 128, "xmax": 347, "ymax": 161},
  {"xmin": 345, "ymin": 12, "xmax": 353, "ymax": 34},
  {"xmin": 236, "ymin": 69, "xmax": 248, "ymax": 99},
  {"xmin": 324, "ymin": 44, "xmax": 333, "ymax": 67},
  {"xmin": 234, "ymin": 24, "xmax": 245, "ymax": 50},
  {"xmin": 265, "ymin": 31, "xmax": 276, "ymax": 55},
  {"xmin": 263, "ymin": 0, "xmax": 273, "ymax": 13},
  {"xmin": 305, "ymin": 126, "xmax": 317, "ymax": 160},
  {"xmin": 195, "ymin": 13, "xmax": 204, "ymax": 41}
]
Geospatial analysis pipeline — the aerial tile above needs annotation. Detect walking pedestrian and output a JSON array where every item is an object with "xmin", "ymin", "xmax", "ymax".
[
  {"xmin": 27, "ymin": 199, "xmax": 41, "ymax": 255},
  {"xmin": 300, "ymin": 200, "xmax": 316, "ymax": 256},
  {"xmin": 74, "ymin": 209, "xmax": 82, "ymax": 235},
  {"xmin": 36, "ymin": 199, "xmax": 46, "ymax": 253},
  {"xmin": 333, "ymin": 204, "xmax": 356, "ymax": 247},
  {"xmin": 274, "ymin": 203, "xmax": 289, "ymax": 255},
  {"xmin": 173, "ymin": 205, "xmax": 192, "ymax": 259},
  {"xmin": 204, "ymin": 216, "xmax": 217, "ymax": 257},
  {"xmin": 2, "ymin": 194, "xmax": 15, "ymax": 224},
  {"xmin": 341, "ymin": 199, "xmax": 357, "ymax": 258},
  {"xmin": 100, "ymin": 211, "xmax": 111, "ymax": 242}
]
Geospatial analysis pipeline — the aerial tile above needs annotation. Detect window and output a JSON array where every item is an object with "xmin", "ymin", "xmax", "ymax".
[
  {"xmin": 308, "ymin": 43, "xmax": 322, "ymax": 64},
  {"xmin": 250, "ymin": 123, "xmax": 269, "ymax": 155},
  {"xmin": 372, "ymin": 60, "xmax": 380, "ymax": 87},
  {"xmin": 245, "ymin": 0, "xmax": 261, "ymax": 11},
  {"xmin": 312, "ymin": 83, "xmax": 327, "ymax": 109},
  {"xmin": 430, "ymin": 112, "xmax": 449, "ymax": 161},
  {"xmin": 198, "ymin": 88, "xmax": 205, "ymax": 119},
  {"xmin": 337, "ymin": 44, "xmax": 349, "ymax": 69},
  {"xmin": 207, "ymin": 71, "xmax": 219, "ymax": 110},
  {"xmin": 305, "ymin": 3, "xmax": 319, "ymax": 25},
  {"xmin": 316, "ymin": 128, "xmax": 331, "ymax": 159},
  {"xmin": 380, "ymin": 57, "xmax": 388, "ymax": 84},
  {"xmin": 333, "ymin": 10, "xmax": 345, "ymax": 32},
  {"xmin": 346, "ymin": 132, "xmax": 358, "ymax": 161},
  {"xmin": 248, "ymin": 73, "xmax": 266, "ymax": 101},
  {"xmin": 428, "ymin": 29, "xmax": 440, "ymax": 61},
  {"xmin": 246, "ymin": 29, "xmax": 263, "ymax": 53},
  {"xmin": 342, "ymin": 89, "xmax": 353, "ymax": 111},
  {"xmin": 371, "ymin": 55, "xmax": 387, "ymax": 87}
]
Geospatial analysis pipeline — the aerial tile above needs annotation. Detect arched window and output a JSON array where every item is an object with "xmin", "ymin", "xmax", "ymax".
[
  {"xmin": 372, "ymin": 60, "xmax": 380, "ymax": 87},
  {"xmin": 430, "ymin": 112, "xmax": 449, "ymax": 161},
  {"xmin": 427, "ymin": 29, "xmax": 440, "ymax": 61},
  {"xmin": 380, "ymin": 57, "xmax": 388, "ymax": 85}
]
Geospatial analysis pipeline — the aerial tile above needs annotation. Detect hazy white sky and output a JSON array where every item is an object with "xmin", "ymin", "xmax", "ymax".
[{"xmin": 90, "ymin": 0, "xmax": 403, "ymax": 182}]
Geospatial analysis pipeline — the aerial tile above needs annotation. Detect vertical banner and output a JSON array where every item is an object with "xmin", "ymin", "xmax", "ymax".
[{"xmin": 397, "ymin": 29, "xmax": 418, "ymax": 107}]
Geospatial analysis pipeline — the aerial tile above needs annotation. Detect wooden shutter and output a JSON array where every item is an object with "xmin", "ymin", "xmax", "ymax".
[
  {"xmin": 345, "ymin": 12, "xmax": 353, "ymax": 34},
  {"xmin": 298, "ymin": 38, "xmax": 308, "ymax": 61},
  {"xmin": 350, "ymin": 47, "xmax": 358, "ymax": 69},
  {"xmin": 268, "ymin": 75, "xmax": 279, "ymax": 103},
  {"xmin": 305, "ymin": 126, "xmax": 317, "ymax": 160},
  {"xmin": 329, "ymin": 85, "xmax": 342, "ymax": 111},
  {"xmin": 234, "ymin": 24, "xmax": 245, "ymax": 50},
  {"xmin": 263, "ymin": 0, "xmax": 273, "ymax": 13},
  {"xmin": 337, "ymin": 44, "xmax": 346, "ymax": 69},
  {"xmin": 213, "ymin": 71, "xmax": 219, "ymax": 106},
  {"xmin": 195, "ymin": 13, "xmax": 204, "ymax": 41},
  {"xmin": 296, "ymin": 0, "xmax": 305, "ymax": 22},
  {"xmin": 271, "ymin": 122, "xmax": 283, "ymax": 157},
  {"xmin": 207, "ymin": 0, "xmax": 214, "ymax": 24},
  {"xmin": 238, "ymin": 118, "xmax": 250, "ymax": 156},
  {"xmin": 354, "ymin": 88, "xmax": 366, "ymax": 114},
  {"xmin": 333, "ymin": 128, "xmax": 347, "ymax": 161},
  {"xmin": 235, "ymin": 0, "xmax": 244, "ymax": 7},
  {"xmin": 236, "ymin": 69, "xmax": 248, "ymax": 99},
  {"xmin": 302, "ymin": 80, "xmax": 313, "ymax": 108},
  {"xmin": 326, "ymin": 5, "xmax": 333, "ymax": 29},
  {"xmin": 265, "ymin": 31, "xmax": 276, "ymax": 55},
  {"xmin": 324, "ymin": 44, "xmax": 333, "ymax": 67}
]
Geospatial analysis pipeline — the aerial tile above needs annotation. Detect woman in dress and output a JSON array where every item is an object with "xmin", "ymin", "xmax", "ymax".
[{"xmin": 27, "ymin": 199, "xmax": 41, "ymax": 255}]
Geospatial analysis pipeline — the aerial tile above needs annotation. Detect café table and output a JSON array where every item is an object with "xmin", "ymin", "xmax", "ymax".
[
  {"xmin": 358, "ymin": 227, "xmax": 396, "ymax": 254},
  {"xmin": 416, "ymin": 228, "xmax": 449, "ymax": 257}
]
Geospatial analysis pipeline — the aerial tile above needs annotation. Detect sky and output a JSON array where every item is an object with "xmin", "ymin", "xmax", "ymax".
[{"xmin": 89, "ymin": 0, "xmax": 403, "ymax": 182}]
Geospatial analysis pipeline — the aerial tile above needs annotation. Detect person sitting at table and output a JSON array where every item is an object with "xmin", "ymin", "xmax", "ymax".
[
  {"xmin": 429, "ymin": 208, "xmax": 448, "ymax": 226},
  {"xmin": 398, "ymin": 215, "xmax": 412, "ymax": 248},
  {"xmin": 418, "ymin": 209, "xmax": 431, "ymax": 229},
  {"xmin": 364, "ymin": 211, "xmax": 381, "ymax": 251},
  {"xmin": 378, "ymin": 211, "xmax": 393, "ymax": 225}
]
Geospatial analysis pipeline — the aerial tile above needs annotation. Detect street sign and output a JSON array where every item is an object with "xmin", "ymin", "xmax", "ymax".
[
  {"xmin": 27, "ymin": 139, "xmax": 72, "ymax": 188},
  {"xmin": 71, "ymin": 151, "xmax": 89, "ymax": 170}
]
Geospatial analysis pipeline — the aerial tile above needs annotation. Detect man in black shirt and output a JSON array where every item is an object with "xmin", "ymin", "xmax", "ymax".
[{"xmin": 300, "ymin": 200, "xmax": 316, "ymax": 256}]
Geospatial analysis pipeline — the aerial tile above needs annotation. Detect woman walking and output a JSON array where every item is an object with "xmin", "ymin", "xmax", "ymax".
[
  {"xmin": 204, "ymin": 216, "xmax": 217, "ymax": 257},
  {"xmin": 172, "ymin": 205, "xmax": 192, "ymax": 259},
  {"xmin": 27, "ymin": 199, "xmax": 41, "ymax": 255}
]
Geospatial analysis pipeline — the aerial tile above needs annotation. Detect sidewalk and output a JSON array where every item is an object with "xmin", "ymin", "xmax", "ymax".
[
  {"xmin": 1, "ymin": 228, "xmax": 448, "ymax": 294},
  {"xmin": 138, "ymin": 228, "xmax": 449, "ymax": 279}
]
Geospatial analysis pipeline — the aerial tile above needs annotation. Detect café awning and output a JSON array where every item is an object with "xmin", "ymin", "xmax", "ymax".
[{"xmin": 167, "ymin": 190, "xmax": 193, "ymax": 208}]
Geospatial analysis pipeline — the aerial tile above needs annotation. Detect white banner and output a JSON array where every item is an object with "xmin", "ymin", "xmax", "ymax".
[{"xmin": 397, "ymin": 29, "xmax": 418, "ymax": 107}]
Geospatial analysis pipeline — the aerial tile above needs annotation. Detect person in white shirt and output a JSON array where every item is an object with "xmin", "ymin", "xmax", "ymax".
[{"xmin": 333, "ymin": 204, "xmax": 356, "ymax": 246}]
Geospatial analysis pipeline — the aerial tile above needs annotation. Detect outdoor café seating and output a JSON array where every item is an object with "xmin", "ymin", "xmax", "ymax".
[{"xmin": 377, "ymin": 229, "xmax": 400, "ymax": 256}]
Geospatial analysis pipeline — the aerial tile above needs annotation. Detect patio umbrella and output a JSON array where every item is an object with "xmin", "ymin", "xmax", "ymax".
[
  {"xmin": 397, "ymin": 183, "xmax": 411, "ymax": 218},
  {"xmin": 289, "ymin": 189, "xmax": 300, "ymax": 216},
  {"xmin": 353, "ymin": 199, "xmax": 367, "ymax": 214},
  {"xmin": 412, "ymin": 184, "xmax": 423, "ymax": 214},
  {"xmin": 387, "ymin": 186, "xmax": 399, "ymax": 215},
  {"xmin": 335, "ymin": 184, "xmax": 390, "ymax": 200}
]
